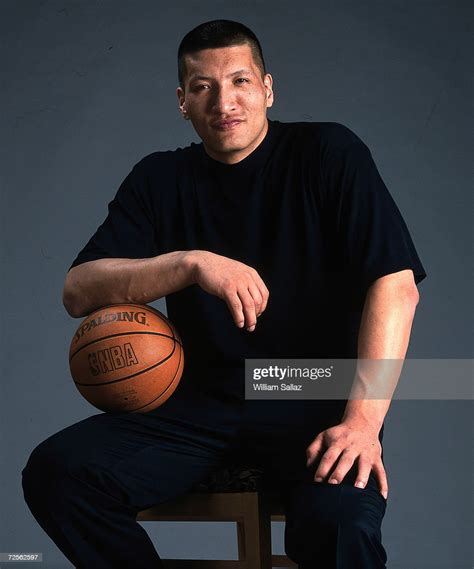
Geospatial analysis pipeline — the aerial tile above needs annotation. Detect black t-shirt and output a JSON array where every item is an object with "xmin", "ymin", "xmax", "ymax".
[{"xmin": 69, "ymin": 119, "xmax": 426, "ymax": 405}]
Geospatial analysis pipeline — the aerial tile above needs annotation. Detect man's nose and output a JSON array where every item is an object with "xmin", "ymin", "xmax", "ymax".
[{"xmin": 211, "ymin": 85, "xmax": 237, "ymax": 113}]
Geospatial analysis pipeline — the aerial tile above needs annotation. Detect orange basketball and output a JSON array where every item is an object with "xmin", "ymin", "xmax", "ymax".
[{"xmin": 69, "ymin": 303, "xmax": 184, "ymax": 413}]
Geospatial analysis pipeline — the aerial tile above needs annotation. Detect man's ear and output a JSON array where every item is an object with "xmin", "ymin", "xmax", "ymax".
[
  {"xmin": 264, "ymin": 73, "xmax": 274, "ymax": 108},
  {"xmin": 176, "ymin": 87, "xmax": 189, "ymax": 120}
]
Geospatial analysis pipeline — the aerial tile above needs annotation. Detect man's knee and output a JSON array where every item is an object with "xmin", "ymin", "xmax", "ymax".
[
  {"xmin": 337, "ymin": 482, "xmax": 386, "ymax": 541},
  {"xmin": 340, "ymin": 510, "xmax": 383, "ymax": 546},
  {"xmin": 23, "ymin": 438, "xmax": 62, "ymax": 501},
  {"xmin": 21, "ymin": 431, "xmax": 94, "ymax": 505}
]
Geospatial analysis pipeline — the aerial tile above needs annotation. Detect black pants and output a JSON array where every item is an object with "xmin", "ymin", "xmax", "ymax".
[{"xmin": 21, "ymin": 388, "xmax": 387, "ymax": 568}]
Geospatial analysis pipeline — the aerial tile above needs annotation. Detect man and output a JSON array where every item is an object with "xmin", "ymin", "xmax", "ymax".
[{"xmin": 22, "ymin": 19, "xmax": 426, "ymax": 568}]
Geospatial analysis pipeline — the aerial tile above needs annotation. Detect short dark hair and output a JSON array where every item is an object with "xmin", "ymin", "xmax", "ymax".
[{"xmin": 177, "ymin": 19, "xmax": 266, "ymax": 88}]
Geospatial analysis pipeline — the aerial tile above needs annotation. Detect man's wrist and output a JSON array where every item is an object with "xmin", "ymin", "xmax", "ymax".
[
  {"xmin": 180, "ymin": 250, "xmax": 204, "ymax": 286},
  {"xmin": 341, "ymin": 399, "xmax": 389, "ymax": 432}
]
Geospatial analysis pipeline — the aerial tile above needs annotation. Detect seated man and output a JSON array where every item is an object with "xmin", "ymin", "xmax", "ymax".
[{"xmin": 22, "ymin": 19, "xmax": 426, "ymax": 569}]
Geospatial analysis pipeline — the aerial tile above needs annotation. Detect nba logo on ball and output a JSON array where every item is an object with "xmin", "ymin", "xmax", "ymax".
[{"xmin": 69, "ymin": 304, "xmax": 184, "ymax": 413}]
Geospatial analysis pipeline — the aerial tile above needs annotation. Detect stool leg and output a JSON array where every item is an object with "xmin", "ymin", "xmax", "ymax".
[{"xmin": 236, "ymin": 493, "xmax": 272, "ymax": 569}]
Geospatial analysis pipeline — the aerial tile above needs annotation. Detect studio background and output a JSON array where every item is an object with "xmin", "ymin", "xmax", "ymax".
[{"xmin": 2, "ymin": 1, "xmax": 472, "ymax": 568}]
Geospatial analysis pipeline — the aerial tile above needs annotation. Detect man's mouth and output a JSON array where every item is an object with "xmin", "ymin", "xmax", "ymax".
[{"xmin": 212, "ymin": 119, "xmax": 243, "ymax": 130}]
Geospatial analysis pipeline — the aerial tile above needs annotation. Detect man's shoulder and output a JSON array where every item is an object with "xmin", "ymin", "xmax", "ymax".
[
  {"xmin": 132, "ymin": 143, "xmax": 197, "ymax": 174},
  {"xmin": 315, "ymin": 121, "xmax": 366, "ymax": 149},
  {"xmin": 276, "ymin": 120, "xmax": 367, "ymax": 152}
]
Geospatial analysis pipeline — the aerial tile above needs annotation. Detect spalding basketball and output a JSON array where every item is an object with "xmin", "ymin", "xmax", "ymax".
[{"xmin": 69, "ymin": 303, "xmax": 184, "ymax": 413}]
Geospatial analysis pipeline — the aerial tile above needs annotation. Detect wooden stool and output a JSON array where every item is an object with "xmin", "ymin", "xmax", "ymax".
[{"xmin": 136, "ymin": 465, "xmax": 297, "ymax": 569}]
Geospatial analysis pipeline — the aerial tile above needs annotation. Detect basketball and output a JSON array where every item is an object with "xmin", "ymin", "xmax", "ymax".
[{"xmin": 69, "ymin": 303, "xmax": 184, "ymax": 414}]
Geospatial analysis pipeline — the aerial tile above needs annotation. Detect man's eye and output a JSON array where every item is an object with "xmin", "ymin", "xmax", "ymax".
[
  {"xmin": 195, "ymin": 84, "xmax": 210, "ymax": 91},
  {"xmin": 235, "ymin": 78, "xmax": 249, "ymax": 84}
]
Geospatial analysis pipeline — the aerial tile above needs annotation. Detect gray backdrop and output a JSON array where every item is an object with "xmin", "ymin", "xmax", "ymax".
[{"xmin": 2, "ymin": 1, "xmax": 472, "ymax": 568}]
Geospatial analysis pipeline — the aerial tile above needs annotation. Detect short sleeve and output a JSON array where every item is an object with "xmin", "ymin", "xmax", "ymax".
[
  {"xmin": 322, "ymin": 136, "xmax": 427, "ymax": 291},
  {"xmin": 68, "ymin": 163, "xmax": 157, "ymax": 271}
]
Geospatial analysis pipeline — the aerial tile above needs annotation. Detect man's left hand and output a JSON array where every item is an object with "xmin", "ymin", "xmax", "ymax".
[{"xmin": 305, "ymin": 419, "xmax": 388, "ymax": 500}]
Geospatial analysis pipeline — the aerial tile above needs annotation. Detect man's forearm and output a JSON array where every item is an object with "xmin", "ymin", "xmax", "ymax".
[
  {"xmin": 63, "ymin": 251, "xmax": 197, "ymax": 318},
  {"xmin": 341, "ymin": 270, "xmax": 420, "ymax": 430},
  {"xmin": 307, "ymin": 270, "xmax": 420, "ymax": 493}
]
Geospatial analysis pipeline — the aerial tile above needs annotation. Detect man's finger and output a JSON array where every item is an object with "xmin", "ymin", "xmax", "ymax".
[
  {"xmin": 247, "ymin": 283, "xmax": 263, "ymax": 318},
  {"xmin": 353, "ymin": 459, "xmax": 373, "ymax": 489},
  {"xmin": 224, "ymin": 291, "xmax": 244, "ymax": 328},
  {"xmin": 314, "ymin": 447, "xmax": 343, "ymax": 482},
  {"xmin": 372, "ymin": 459, "xmax": 389, "ymax": 500},
  {"xmin": 259, "ymin": 280, "xmax": 270, "ymax": 313},
  {"xmin": 306, "ymin": 435, "xmax": 324, "ymax": 466},
  {"xmin": 326, "ymin": 450, "xmax": 357, "ymax": 485},
  {"xmin": 237, "ymin": 288, "xmax": 258, "ymax": 331},
  {"xmin": 254, "ymin": 275, "xmax": 269, "ymax": 315}
]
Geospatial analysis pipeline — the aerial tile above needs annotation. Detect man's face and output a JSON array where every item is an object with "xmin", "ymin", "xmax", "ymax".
[{"xmin": 177, "ymin": 44, "xmax": 274, "ymax": 164}]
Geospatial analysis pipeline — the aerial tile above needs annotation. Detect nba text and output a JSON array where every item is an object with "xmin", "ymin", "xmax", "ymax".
[{"xmin": 88, "ymin": 342, "xmax": 139, "ymax": 376}]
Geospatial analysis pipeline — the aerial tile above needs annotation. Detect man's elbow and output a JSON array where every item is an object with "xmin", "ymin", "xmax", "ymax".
[
  {"xmin": 63, "ymin": 288, "xmax": 83, "ymax": 318},
  {"xmin": 397, "ymin": 280, "xmax": 420, "ymax": 311},
  {"xmin": 403, "ymin": 273, "xmax": 420, "ymax": 308},
  {"xmin": 409, "ymin": 283, "xmax": 420, "ymax": 307},
  {"xmin": 368, "ymin": 270, "xmax": 420, "ymax": 308},
  {"xmin": 63, "ymin": 270, "xmax": 86, "ymax": 318}
]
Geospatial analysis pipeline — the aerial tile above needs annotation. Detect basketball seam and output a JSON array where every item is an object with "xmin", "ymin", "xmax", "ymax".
[
  {"xmin": 72, "ymin": 302, "xmax": 180, "ymax": 347},
  {"xmin": 69, "ymin": 331, "xmax": 183, "ymax": 362},
  {"xmin": 74, "ymin": 340, "xmax": 181, "ymax": 387},
  {"xmin": 126, "ymin": 343, "xmax": 184, "ymax": 412}
]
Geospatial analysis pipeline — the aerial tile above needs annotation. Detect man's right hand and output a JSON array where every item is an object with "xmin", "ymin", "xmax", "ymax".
[{"xmin": 188, "ymin": 250, "xmax": 269, "ymax": 332}]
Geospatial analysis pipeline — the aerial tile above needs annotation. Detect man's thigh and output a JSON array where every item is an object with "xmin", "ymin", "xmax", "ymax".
[
  {"xmin": 22, "ymin": 396, "xmax": 240, "ymax": 511},
  {"xmin": 225, "ymin": 399, "xmax": 349, "ymax": 484},
  {"xmin": 231, "ymin": 399, "xmax": 385, "ymax": 486}
]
